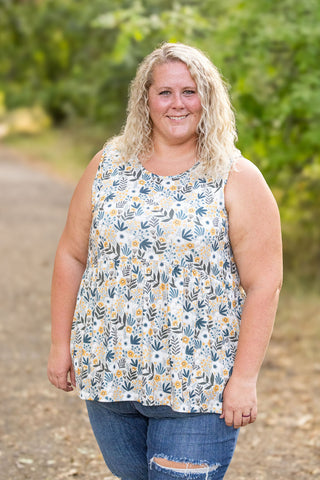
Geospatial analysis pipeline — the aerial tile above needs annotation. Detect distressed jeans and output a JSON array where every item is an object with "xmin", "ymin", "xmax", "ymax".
[{"xmin": 86, "ymin": 400, "xmax": 239, "ymax": 480}]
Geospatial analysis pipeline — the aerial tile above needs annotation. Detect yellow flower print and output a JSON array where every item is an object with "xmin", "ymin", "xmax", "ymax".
[
  {"xmin": 120, "ymin": 278, "xmax": 126, "ymax": 286},
  {"xmin": 116, "ymin": 370, "xmax": 122, "ymax": 378},
  {"xmin": 159, "ymin": 237, "xmax": 166, "ymax": 243},
  {"xmin": 127, "ymin": 350, "xmax": 134, "ymax": 358},
  {"xmin": 148, "ymin": 328, "xmax": 153, "ymax": 336},
  {"xmin": 174, "ymin": 219, "xmax": 181, "ymax": 226},
  {"xmin": 132, "ymin": 240, "xmax": 139, "ymax": 247},
  {"xmin": 110, "ymin": 209, "xmax": 117, "ymax": 216},
  {"xmin": 187, "ymin": 243, "xmax": 194, "ymax": 249},
  {"xmin": 182, "ymin": 336, "xmax": 189, "ymax": 344},
  {"xmin": 136, "ymin": 308, "xmax": 143, "ymax": 316},
  {"xmin": 132, "ymin": 196, "xmax": 140, "ymax": 201},
  {"xmin": 223, "ymin": 317, "xmax": 228, "ymax": 323},
  {"xmin": 126, "ymin": 326, "xmax": 132, "ymax": 334},
  {"xmin": 99, "ymin": 326, "xmax": 104, "ymax": 334},
  {"xmin": 175, "ymin": 381, "xmax": 181, "ymax": 389},
  {"xmin": 188, "ymin": 207, "xmax": 195, "ymax": 213},
  {"xmin": 154, "ymin": 375, "xmax": 161, "ymax": 382},
  {"xmin": 181, "ymin": 361, "xmax": 188, "ymax": 368},
  {"xmin": 160, "ymin": 283, "xmax": 166, "ymax": 291},
  {"xmin": 101, "ymin": 390, "xmax": 107, "ymax": 396},
  {"xmin": 214, "ymin": 385, "xmax": 220, "ymax": 392},
  {"xmin": 138, "ymin": 180, "xmax": 146, "ymax": 185},
  {"xmin": 223, "ymin": 369, "xmax": 229, "ymax": 376},
  {"xmin": 93, "ymin": 359, "xmax": 98, "ymax": 365},
  {"xmin": 170, "ymin": 185, "xmax": 177, "ymax": 191}
]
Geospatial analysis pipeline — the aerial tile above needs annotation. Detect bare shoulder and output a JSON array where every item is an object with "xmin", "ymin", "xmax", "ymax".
[{"xmin": 225, "ymin": 156, "xmax": 276, "ymax": 212}]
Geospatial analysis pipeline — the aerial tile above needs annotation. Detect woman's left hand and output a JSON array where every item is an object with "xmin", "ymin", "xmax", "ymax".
[{"xmin": 220, "ymin": 375, "xmax": 258, "ymax": 428}]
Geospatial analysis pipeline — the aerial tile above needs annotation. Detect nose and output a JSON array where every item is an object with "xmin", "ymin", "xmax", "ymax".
[{"xmin": 172, "ymin": 92, "xmax": 184, "ymax": 109}]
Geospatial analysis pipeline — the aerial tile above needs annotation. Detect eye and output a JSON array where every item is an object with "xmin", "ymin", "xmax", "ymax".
[
  {"xmin": 183, "ymin": 89, "xmax": 196, "ymax": 95},
  {"xmin": 159, "ymin": 90, "xmax": 171, "ymax": 96}
]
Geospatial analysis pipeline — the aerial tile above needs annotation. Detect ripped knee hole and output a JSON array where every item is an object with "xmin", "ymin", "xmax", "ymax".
[{"xmin": 153, "ymin": 457, "xmax": 207, "ymax": 470}]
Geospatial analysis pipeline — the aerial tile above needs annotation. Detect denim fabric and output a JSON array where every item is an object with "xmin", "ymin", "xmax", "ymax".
[{"xmin": 86, "ymin": 401, "xmax": 239, "ymax": 480}]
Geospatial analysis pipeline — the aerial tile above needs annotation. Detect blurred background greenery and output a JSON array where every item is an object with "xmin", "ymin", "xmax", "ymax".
[{"xmin": 1, "ymin": 0, "xmax": 319, "ymax": 286}]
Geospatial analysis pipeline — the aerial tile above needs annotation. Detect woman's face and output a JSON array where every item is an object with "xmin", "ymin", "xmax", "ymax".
[{"xmin": 148, "ymin": 61, "xmax": 202, "ymax": 146}]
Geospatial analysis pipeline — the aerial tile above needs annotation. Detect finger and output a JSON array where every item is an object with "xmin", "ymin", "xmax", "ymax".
[
  {"xmin": 233, "ymin": 411, "xmax": 243, "ymax": 429},
  {"xmin": 57, "ymin": 373, "xmax": 69, "ymax": 391},
  {"xmin": 70, "ymin": 364, "xmax": 76, "ymax": 387},
  {"xmin": 241, "ymin": 413, "xmax": 251, "ymax": 427},
  {"xmin": 249, "ymin": 406, "xmax": 258, "ymax": 424},
  {"xmin": 224, "ymin": 408, "xmax": 235, "ymax": 428}
]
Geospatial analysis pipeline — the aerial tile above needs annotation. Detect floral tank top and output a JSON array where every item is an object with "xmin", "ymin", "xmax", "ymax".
[{"xmin": 71, "ymin": 142, "xmax": 246, "ymax": 413}]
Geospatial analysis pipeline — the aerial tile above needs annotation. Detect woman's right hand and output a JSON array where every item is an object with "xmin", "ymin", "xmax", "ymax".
[{"xmin": 47, "ymin": 343, "xmax": 76, "ymax": 392}]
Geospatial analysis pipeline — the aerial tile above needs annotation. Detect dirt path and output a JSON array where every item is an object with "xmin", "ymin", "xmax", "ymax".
[{"xmin": 0, "ymin": 146, "xmax": 319, "ymax": 479}]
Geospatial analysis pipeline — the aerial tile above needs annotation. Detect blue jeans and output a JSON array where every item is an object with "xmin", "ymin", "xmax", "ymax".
[{"xmin": 86, "ymin": 401, "xmax": 239, "ymax": 480}]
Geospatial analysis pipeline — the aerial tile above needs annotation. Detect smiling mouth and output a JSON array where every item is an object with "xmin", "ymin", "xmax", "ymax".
[{"xmin": 167, "ymin": 115, "xmax": 189, "ymax": 120}]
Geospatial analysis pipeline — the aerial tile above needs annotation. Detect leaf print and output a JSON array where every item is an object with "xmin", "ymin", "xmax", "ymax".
[
  {"xmin": 139, "ymin": 239, "xmax": 152, "ymax": 251},
  {"xmin": 196, "ymin": 207, "xmax": 207, "ymax": 217},
  {"xmin": 121, "ymin": 244, "xmax": 132, "ymax": 256},
  {"xmin": 172, "ymin": 265, "xmax": 182, "ymax": 277},
  {"xmin": 105, "ymin": 351, "xmax": 115, "ymax": 362},
  {"xmin": 158, "ymin": 326, "xmax": 169, "ymax": 340},
  {"xmin": 194, "ymin": 225, "xmax": 205, "ymax": 237},
  {"xmin": 140, "ymin": 186, "xmax": 151, "ymax": 195},
  {"xmin": 154, "ymin": 208, "xmax": 175, "ymax": 223},
  {"xmin": 169, "ymin": 287, "xmax": 179, "ymax": 300},
  {"xmin": 162, "ymin": 383, "xmax": 171, "ymax": 394},
  {"xmin": 215, "ymin": 285, "xmax": 224, "ymax": 296},
  {"xmin": 147, "ymin": 305, "xmax": 157, "ymax": 322},
  {"xmin": 219, "ymin": 304, "xmax": 228, "ymax": 316},
  {"xmin": 181, "ymin": 229, "xmax": 193, "ymax": 241},
  {"xmin": 173, "ymin": 193, "xmax": 186, "ymax": 202},
  {"xmin": 176, "ymin": 210, "xmax": 188, "ymax": 220},
  {"xmin": 127, "ymin": 369, "xmax": 138, "ymax": 381},
  {"xmin": 94, "ymin": 303, "xmax": 105, "ymax": 320},
  {"xmin": 140, "ymin": 221, "xmax": 150, "ymax": 230},
  {"xmin": 170, "ymin": 337, "xmax": 181, "ymax": 356},
  {"xmin": 185, "ymin": 346, "xmax": 194, "ymax": 356},
  {"xmin": 130, "ymin": 334, "xmax": 141, "ymax": 345},
  {"xmin": 122, "ymin": 381, "xmax": 134, "ymax": 391},
  {"xmin": 114, "ymin": 220, "xmax": 128, "ymax": 231},
  {"xmin": 183, "ymin": 301, "xmax": 194, "ymax": 312},
  {"xmin": 151, "ymin": 340, "xmax": 164, "ymax": 351}
]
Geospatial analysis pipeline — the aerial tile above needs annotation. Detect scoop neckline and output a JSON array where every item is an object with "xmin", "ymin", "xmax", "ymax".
[{"xmin": 138, "ymin": 160, "xmax": 201, "ymax": 179}]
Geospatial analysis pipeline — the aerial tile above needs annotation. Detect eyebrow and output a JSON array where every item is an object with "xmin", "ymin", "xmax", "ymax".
[{"xmin": 154, "ymin": 85, "xmax": 197, "ymax": 90}]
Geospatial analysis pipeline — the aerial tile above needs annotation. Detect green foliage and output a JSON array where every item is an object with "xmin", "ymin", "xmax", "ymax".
[{"xmin": 0, "ymin": 0, "xmax": 319, "ymax": 280}]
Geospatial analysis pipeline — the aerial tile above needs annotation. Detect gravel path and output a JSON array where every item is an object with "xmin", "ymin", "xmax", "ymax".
[{"xmin": 0, "ymin": 146, "xmax": 319, "ymax": 479}]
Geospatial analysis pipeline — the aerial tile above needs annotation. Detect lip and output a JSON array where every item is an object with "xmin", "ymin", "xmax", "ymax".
[{"xmin": 167, "ymin": 114, "xmax": 189, "ymax": 120}]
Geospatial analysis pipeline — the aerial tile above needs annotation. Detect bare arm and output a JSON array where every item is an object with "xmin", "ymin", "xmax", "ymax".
[
  {"xmin": 221, "ymin": 157, "xmax": 283, "ymax": 428},
  {"xmin": 47, "ymin": 150, "xmax": 103, "ymax": 391}
]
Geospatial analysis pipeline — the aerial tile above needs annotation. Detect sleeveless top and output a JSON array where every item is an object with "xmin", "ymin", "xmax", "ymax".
[{"xmin": 71, "ymin": 142, "xmax": 246, "ymax": 413}]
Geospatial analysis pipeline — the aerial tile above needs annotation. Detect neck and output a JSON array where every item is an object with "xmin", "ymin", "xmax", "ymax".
[
  {"xmin": 141, "ymin": 138, "xmax": 198, "ymax": 176},
  {"xmin": 150, "ymin": 136, "xmax": 197, "ymax": 163}
]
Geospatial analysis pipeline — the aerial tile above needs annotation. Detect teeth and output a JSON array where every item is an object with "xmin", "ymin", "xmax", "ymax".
[{"xmin": 168, "ymin": 115, "xmax": 187, "ymax": 120}]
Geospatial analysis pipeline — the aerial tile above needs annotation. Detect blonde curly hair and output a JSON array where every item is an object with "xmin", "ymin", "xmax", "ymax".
[{"xmin": 114, "ymin": 42, "xmax": 239, "ymax": 178}]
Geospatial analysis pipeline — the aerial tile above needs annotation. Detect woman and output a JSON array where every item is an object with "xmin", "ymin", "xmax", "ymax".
[{"xmin": 48, "ymin": 43, "xmax": 282, "ymax": 479}]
